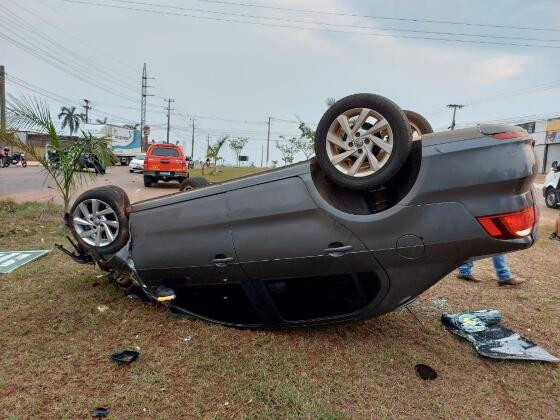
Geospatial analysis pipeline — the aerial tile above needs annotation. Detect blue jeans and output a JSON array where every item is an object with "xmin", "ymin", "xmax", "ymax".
[{"xmin": 458, "ymin": 255, "xmax": 512, "ymax": 281}]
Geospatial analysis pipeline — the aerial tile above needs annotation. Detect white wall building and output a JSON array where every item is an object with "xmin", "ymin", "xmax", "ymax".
[{"xmin": 515, "ymin": 117, "xmax": 560, "ymax": 173}]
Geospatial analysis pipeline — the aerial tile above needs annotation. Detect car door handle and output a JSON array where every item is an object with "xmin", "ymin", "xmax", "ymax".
[
  {"xmin": 325, "ymin": 244, "xmax": 353, "ymax": 257},
  {"xmin": 212, "ymin": 256, "xmax": 234, "ymax": 267}
]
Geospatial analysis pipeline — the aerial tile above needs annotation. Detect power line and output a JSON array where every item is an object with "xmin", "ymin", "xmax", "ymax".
[
  {"xmin": 0, "ymin": 6, "xmax": 141, "ymax": 97},
  {"xmin": 193, "ymin": 0, "xmax": 560, "ymax": 33},
  {"xmin": 103, "ymin": 0, "xmax": 560, "ymax": 44},
  {"xmin": 62, "ymin": 0, "xmax": 560, "ymax": 49}
]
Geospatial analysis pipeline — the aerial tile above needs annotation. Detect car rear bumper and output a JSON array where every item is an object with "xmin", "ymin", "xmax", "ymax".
[{"xmin": 144, "ymin": 171, "xmax": 187, "ymax": 178}]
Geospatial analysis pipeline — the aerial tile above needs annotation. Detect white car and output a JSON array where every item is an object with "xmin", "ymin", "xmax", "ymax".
[
  {"xmin": 543, "ymin": 160, "xmax": 560, "ymax": 208},
  {"xmin": 128, "ymin": 154, "xmax": 145, "ymax": 173}
]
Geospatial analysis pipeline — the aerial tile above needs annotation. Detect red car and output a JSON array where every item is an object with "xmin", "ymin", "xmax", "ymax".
[{"xmin": 143, "ymin": 143, "xmax": 188, "ymax": 187}]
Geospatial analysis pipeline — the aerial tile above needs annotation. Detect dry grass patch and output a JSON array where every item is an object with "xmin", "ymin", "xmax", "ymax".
[{"xmin": 0, "ymin": 200, "xmax": 558, "ymax": 418}]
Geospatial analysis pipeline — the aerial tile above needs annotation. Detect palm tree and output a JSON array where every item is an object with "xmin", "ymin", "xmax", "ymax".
[
  {"xmin": 95, "ymin": 117, "xmax": 107, "ymax": 124},
  {"xmin": 58, "ymin": 106, "xmax": 83, "ymax": 135},
  {"xmin": 2, "ymin": 96, "xmax": 115, "ymax": 214},
  {"xmin": 207, "ymin": 135, "xmax": 228, "ymax": 173},
  {"xmin": 123, "ymin": 123, "xmax": 140, "ymax": 130}
]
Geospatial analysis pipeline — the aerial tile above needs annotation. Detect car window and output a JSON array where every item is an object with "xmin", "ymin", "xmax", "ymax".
[{"xmin": 151, "ymin": 148, "xmax": 180, "ymax": 157}]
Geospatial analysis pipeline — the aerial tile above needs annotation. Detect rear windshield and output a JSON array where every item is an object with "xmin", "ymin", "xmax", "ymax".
[{"xmin": 151, "ymin": 148, "xmax": 179, "ymax": 157}]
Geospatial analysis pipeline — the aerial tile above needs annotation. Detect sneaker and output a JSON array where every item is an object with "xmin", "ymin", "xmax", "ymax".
[
  {"xmin": 549, "ymin": 233, "xmax": 560, "ymax": 241},
  {"xmin": 457, "ymin": 274, "xmax": 481, "ymax": 283},
  {"xmin": 497, "ymin": 277, "xmax": 525, "ymax": 286}
]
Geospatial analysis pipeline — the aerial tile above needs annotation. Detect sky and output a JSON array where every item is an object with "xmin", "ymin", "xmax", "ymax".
[{"xmin": 2, "ymin": 0, "xmax": 560, "ymax": 164}]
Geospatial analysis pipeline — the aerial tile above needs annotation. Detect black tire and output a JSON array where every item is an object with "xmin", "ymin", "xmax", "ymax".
[
  {"xmin": 3, "ymin": 160, "xmax": 9, "ymax": 168},
  {"xmin": 70, "ymin": 186, "xmax": 130, "ymax": 255},
  {"xmin": 179, "ymin": 176, "xmax": 210, "ymax": 191},
  {"xmin": 129, "ymin": 169, "xmax": 133, "ymax": 173},
  {"xmin": 545, "ymin": 188, "xmax": 558, "ymax": 208},
  {"xmin": 403, "ymin": 110, "xmax": 433, "ymax": 136},
  {"xmin": 21, "ymin": 159, "xmax": 27, "ymax": 168},
  {"xmin": 143, "ymin": 175, "xmax": 152, "ymax": 187},
  {"xmin": 315, "ymin": 93, "xmax": 412, "ymax": 190}
]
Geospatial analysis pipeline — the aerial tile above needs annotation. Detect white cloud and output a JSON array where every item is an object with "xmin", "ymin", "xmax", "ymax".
[{"xmin": 469, "ymin": 55, "xmax": 530, "ymax": 84}]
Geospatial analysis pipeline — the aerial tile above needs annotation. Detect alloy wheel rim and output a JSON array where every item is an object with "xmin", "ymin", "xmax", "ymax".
[
  {"xmin": 326, "ymin": 108, "xmax": 394, "ymax": 177},
  {"xmin": 73, "ymin": 199, "xmax": 119, "ymax": 247},
  {"xmin": 547, "ymin": 193, "xmax": 556, "ymax": 206}
]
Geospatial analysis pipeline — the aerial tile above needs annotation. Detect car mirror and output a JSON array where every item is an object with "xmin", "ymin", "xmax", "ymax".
[{"xmin": 552, "ymin": 161, "xmax": 558, "ymax": 172}]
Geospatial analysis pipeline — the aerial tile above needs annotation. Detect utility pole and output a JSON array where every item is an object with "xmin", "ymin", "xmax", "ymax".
[
  {"xmin": 140, "ymin": 63, "xmax": 154, "ymax": 150},
  {"xmin": 447, "ymin": 104, "xmax": 464, "ymax": 130},
  {"xmin": 0, "ymin": 65, "xmax": 6, "ymax": 132},
  {"xmin": 164, "ymin": 98, "xmax": 174, "ymax": 143},
  {"xmin": 207, "ymin": 134, "xmax": 210, "ymax": 152},
  {"xmin": 260, "ymin": 144, "xmax": 263, "ymax": 167},
  {"xmin": 82, "ymin": 99, "xmax": 91, "ymax": 123},
  {"xmin": 190, "ymin": 118, "xmax": 195, "ymax": 160},
  {"xmin": 266, "ymin": 116, "xmax": 271, "ymax": 166}
]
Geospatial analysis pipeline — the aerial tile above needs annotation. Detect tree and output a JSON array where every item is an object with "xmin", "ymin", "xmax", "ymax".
[
  {"xmin": 207, "ymin": 135, "xmax": 228, "ymax": 172},
  {"xmin": 276, "ymin": 136, "xmax": 298, "ymax": 166},
  {"xmin": 2, "ymin": 96, "xmax": 116, "ymax": 215},
  {"xmin": 95, "ymin": 117, "xmax": 107, "ymax": 124},
  {"xmin": 296, "ymin": 120, "xmax": 315, "ymax": 159},
  {"xmin": 123, "ymin": 123, "xmax": 140, "ymax": 130},
  {"xmin": 58, "ymin": 106, "xmax": 83, "ymax": 135},
  {"xmin": 228, "ymin": 137, "xmax": 249, "ymax": 166}
]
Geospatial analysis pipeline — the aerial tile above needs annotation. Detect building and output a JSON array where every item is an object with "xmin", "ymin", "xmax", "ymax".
[
  {"xmin": 516, "ymin": 117, "xmax": 560, "ymax": 173},
  {"xmin": 7, "ymin": 131, "xmax": 79, "ymax": 158}
]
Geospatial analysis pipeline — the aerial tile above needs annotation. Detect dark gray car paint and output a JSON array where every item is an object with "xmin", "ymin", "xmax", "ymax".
[{"xmin": 122, "ymin": 128, "xmax": 537, "ymax": 327}]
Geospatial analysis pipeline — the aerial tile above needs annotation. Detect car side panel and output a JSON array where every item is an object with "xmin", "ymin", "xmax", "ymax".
[{"xmin": 130, "ymin": 192, "xmax": 245, "ymax": 287}]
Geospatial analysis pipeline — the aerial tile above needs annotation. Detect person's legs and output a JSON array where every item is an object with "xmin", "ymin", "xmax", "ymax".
[
  {"xmin": 548, "ymin": 214, "xmax": 559, "ymax": 240},
  {"xmin": 492, "ymin": 255, "xmax": 512, "ymax": 281},
  {"xmin": 457, "ymin": 260, "xmax": 480, "ymax": 282},
  {"xmin": 493, "ymin": 254, "xmax": 525, "ymax": 285}
]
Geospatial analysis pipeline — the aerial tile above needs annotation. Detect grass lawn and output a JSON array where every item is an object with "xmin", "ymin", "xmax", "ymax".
[
  {"xmin": 0, "ymin": 200, "xmax": 558, "ymax": 418},
  {"xmin": 188, "ymin": 166, "xmax": 267, "ymax": 183}
]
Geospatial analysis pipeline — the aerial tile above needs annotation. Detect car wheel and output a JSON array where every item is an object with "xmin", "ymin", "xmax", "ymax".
[
  {"xmin": 179, "ymin": 176, "xmax": 210, "ymax": 191},
  {"xmin": 129, "ymin": 169, "xmax": 133, "ymax": 173},
  {"xmin": 403, "ymin": 110, "xmax": 433, "ymax": 139},
  {"xmin": 143, "ymin": 175, "xmax": 152, "ymax": 187},
  {"xmin": 545, "ymin": 188, "xmax": 558, "ymax": 208},
  {"xmin": 70, "ymin": 186, "xmax": 130, "ymax": 255},
  {"xmin": 315, "ymin": 93, "xmax": 412, "ymax": 190}
]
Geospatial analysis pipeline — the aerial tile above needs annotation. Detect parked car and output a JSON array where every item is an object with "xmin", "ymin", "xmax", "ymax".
[
  {"xmin": 128, "ymin": 153, "xmax": 145, "ymax": 173},
  {"xmin": 543, "ymin": 160, "xmax": 560, "ymax": 208},
  {"xmin": 143, "ymin": 143, "xmax": 188, "ymax": 187},
  {"xmin": 65, "ymin": 93, "xmax": 538, "ymax": 328}
]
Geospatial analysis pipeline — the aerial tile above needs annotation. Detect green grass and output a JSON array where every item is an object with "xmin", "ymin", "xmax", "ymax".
[
  {"xmin": 0, "ymin": 200, "xmax": 559, "ymax": 418},
  {"xmin": 189, "ymin": 166, "xmax": 267, "ymax": 183}
]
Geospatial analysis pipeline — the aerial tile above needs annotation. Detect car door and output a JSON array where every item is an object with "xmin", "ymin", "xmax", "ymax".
[
  {"xmin": 131, "ymin": 192, "xmax": 245, "ymax": 287},
  {"xmin": 227, "ymin": 176, "xmax": 384, "ymax": 322}
]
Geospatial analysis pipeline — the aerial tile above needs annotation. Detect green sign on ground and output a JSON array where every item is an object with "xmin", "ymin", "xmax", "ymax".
[{"xmin": 0, "ymin": 250, "xmax": 50, "ymax": 274}]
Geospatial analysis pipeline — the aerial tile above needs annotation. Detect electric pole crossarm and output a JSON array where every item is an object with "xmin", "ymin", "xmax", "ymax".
[{"xmin": 446, "ymin": 104, "xmax": 465, "ymax": 130}]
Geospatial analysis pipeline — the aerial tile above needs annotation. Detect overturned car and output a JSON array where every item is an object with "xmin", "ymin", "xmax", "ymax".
[{"xmin": 65, "ymin": 94, "xmax": 539, "ymax": 328}]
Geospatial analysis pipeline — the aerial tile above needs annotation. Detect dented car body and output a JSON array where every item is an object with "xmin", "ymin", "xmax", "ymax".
[{"xmin": 68, "ymin": 95, "xmax": 539, "ymax": 328}]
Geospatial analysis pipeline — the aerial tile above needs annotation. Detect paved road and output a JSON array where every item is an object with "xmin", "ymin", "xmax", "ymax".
[
  {"xmin": 0, "ymin": 164, "xmax": 557, "ymax": 224},
  {"xmin": 0, "ymin": 165, "xmax": 178, "ymax": 205}
]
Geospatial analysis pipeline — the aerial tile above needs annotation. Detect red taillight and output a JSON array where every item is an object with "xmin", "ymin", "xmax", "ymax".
[
  {"xmin": 477, "ymin": 207, "xmax": 536, "ymax": 239},
  {"xmin": 491, "ymin": 131, "xmax": 525, "ymax": 139}
]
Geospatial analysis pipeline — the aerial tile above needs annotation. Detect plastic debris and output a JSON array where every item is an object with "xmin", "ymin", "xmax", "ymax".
[
  {"xmin": 111, "ymin": 350, "xmax": 139, "ymax": 364},
  {"xmin": 183, "ymin": 336, "xmax": 192, "ymax": 342},
  {"xmin": 442, "ymin": 309, "xmax": 559, "ymax": 362},
  {"xmin": 91, "ymin": 407, "xmax": 108, "ymax": 418},
  {"xmin": 415, "ymin": 364, "xmax": 437, "ymax": 380}
]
